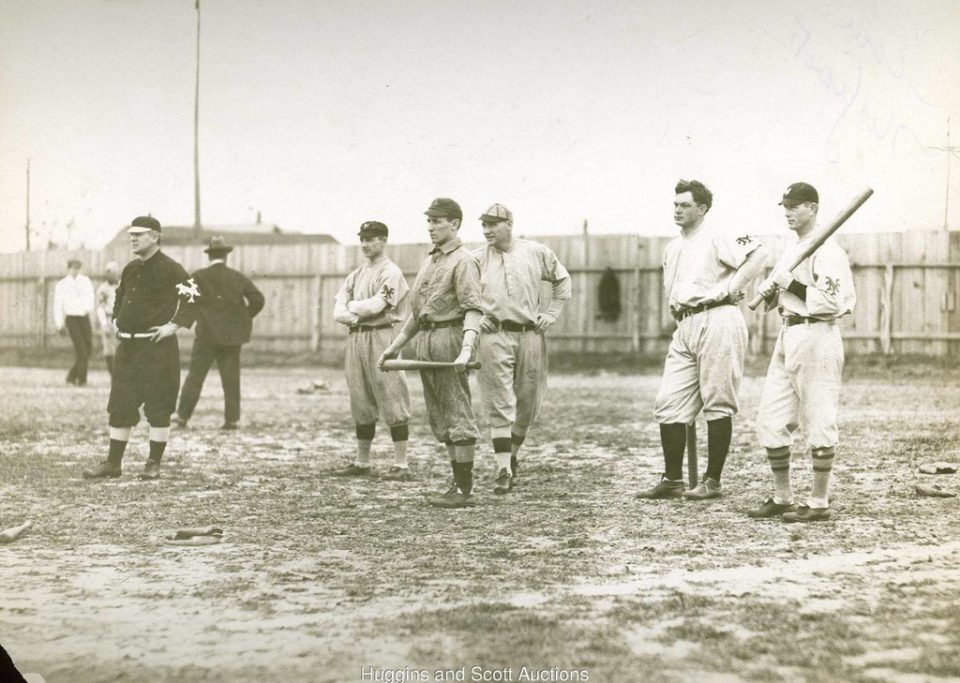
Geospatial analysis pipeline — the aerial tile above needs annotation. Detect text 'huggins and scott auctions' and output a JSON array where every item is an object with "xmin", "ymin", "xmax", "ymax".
[{"xmin": 360, "ymin": 665, "xmax": 590, "ymax": 682}]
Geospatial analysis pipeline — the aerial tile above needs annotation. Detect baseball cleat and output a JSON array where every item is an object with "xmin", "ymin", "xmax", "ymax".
[
  {"xmin": 138, "ymin": 460, "xmax": 161, "ymax": 481},
  {"xmin": 782, "ymin": 505, "xmax": 831, "ymax": 523},
  {"xmin": 382, "ymin": 466, "xmax": 414, "ymax": 482},
  {"xmin": 636, "ymin": 475, "xmax": 684, "ymax": 499},
  {"xmin": 82, "ymin": 461, "xmax": 122, "ymax": 480},
  {"xmin": 747, "ymin": 498, "xmax": 796, "ymax": 519},
  {"xmin": 429, "ymin": 491, "xmax": 476, "ymax": 508},
  {"xmin": 683, "ymin": 477, "xmax": 722, "ymax": 500},
  {"xmin": 330, "ymin": 464, "xmax": 372, "ymax": 477},
  {"xmin": 493, "ymin": 468, "xmax": 513, "ymax": 495},
  {"xmin": 173, "ymin": 415, "xmax": 188, "ymax": 428}
]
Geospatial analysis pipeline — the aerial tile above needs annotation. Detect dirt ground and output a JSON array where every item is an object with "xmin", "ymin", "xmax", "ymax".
[{"xmin": 1, "ymin": 363, "xmax": 959, "ymax": 683}]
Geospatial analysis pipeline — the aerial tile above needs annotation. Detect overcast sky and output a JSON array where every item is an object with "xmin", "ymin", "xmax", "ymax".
[{"xmin": 1, "ymin": 0, "xmax": 958, "ymax": 252}]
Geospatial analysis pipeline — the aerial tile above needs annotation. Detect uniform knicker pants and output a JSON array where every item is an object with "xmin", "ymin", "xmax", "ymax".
[
  {"xmin": 177, "ymin": 336, "xmax": 243, "ymax": 423},
  {"xmin": 108, "ymin": 337, "xmax": 180, "ymax": 428},
  {"xmin": 414, "ymin": 326, "xmax": 479, "ymax": 443},
  {"xmin": 477, "ymin": 328, "xmax": 547, "ymax": 439},
  {"xmin": 345, "ymin": 326, "xmax": 411, "ymax": 426},
  {"xmin": 756, "ymin": 322, "xmax": 844, "ymax": 451},
  {"xmin": 654, "ymin": 305, "xmax": 747, "ymax": 425}
]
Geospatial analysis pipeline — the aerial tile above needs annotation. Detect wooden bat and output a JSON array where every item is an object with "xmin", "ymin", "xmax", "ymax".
[
  {"xmin": 747, "ymin": 187, "xmax": 874, "ymax": 310},
  {"xmin": 381, "ymin": 359, "xmax": 481, "ymax": 371},
  {"xmin": 686, "ymin": 423, "xmax": 698, "ymax": 489}
]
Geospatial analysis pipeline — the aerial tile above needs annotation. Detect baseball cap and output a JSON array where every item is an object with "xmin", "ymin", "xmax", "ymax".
[
  {"xmin": 779, "ymin": 182, "xmax": 819, "ymax": 207},
  {"xmin": 424, "ymin": 197, "xmax": 462, "ymax": 220},
  {"xmin": 358, "ymin": 221, "xmax": 389, "ymax": 238},
  {"xmin": 479, "ymin": 203, "xmax": 512, "ymax": 223},
  {"xmin": 127, "ymin": 216, "xmax": 161, "ymax": 234}
]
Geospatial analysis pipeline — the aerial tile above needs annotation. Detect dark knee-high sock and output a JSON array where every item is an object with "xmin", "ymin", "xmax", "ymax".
[
  {"xmin": 660, "ymin": 423, "xmax": 687, "ymax": 481},
  {"xmin": 705, "ymin": 417, "xmax": 732, "ymax": 482}
]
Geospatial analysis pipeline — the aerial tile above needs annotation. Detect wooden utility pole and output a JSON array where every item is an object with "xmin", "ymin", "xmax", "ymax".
[
  {"xmin": 193, "ymin": 0, "xmax": 202, "ymax": 236},
  {"xmin": 24, "ymin": 159, "xmax": 31, "ymax": 251}
]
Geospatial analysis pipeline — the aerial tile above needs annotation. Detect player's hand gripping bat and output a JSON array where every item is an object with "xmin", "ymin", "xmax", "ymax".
[{"xmin": 747, "ymin": 188, "xmax": 874, "ymax": 311}]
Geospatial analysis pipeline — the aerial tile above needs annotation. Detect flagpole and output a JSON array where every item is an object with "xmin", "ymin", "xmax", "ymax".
[
  {"xmin": 193, "ymin": 0, "xmax": 202, "ymax": 236},
  {"xmin": 25, "ymin": 159, "xmax": 31, "ymax": 251}
]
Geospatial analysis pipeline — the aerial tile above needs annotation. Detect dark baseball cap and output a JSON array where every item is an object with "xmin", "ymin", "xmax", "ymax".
[
  {"xmin": 779, "ymin": 182, "xmax": 819, "ymax": 207},
  {"xmin": 127, "ymin": 216, "xmax": 161, "ymax": 234},
  {"xmin": 424, "ymin": 197, "xmax": 462, "ymax": 220},
  {"xmin": 358, "ymin": 221, "xmax": 389, "ymax": 238}
]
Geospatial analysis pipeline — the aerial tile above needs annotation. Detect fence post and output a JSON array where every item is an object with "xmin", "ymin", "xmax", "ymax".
[
  {"xmin": 309, "ymin": 274, "xmax": 321, "ymax": 353},
  {"xmin": 880, "ymin": 264, "xmax": 894, "ymax": 354}
]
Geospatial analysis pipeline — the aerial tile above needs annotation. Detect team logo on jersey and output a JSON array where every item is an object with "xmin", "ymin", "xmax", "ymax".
[
  {"xmin": 176, "ymin": 278, "xmax": 201, "ymax": 303},
  {"xmin": 736, "ymin": 235, "xmax": 753, "ymax": 246},
  {"xmin": 823, "ymin": 276, "xmax": 840, "ymax": 296},
  {"xmin": 381, "ymin": 284, "xmax": 396, "ymax": 303}
]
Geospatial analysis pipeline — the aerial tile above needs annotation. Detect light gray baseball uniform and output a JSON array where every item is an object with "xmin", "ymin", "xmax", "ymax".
[
  {"xmin": 334, "ymin": 256, "xmax": 411, "ymax": 426},
  {"xmin": 654, "ymin": 223, "xmax": 762, "ymax": 424},
  {"xmin": 474, "ymin": 238, "xmax": 572, "ymax": 440}
]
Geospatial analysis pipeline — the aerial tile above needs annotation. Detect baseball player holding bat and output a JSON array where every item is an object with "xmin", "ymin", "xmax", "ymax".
[
  {"xmin": 473, "ymin": 203, "xmax": 571, "ymax": 494},
  {"xmin": 332, "ymin": 221, "xmax": 413, "ymax": 481},
  {"xmin": 637, "ymin": 179, "xmax": 767, "ymax": 501},
  {"xmin": 749, "ymin": 182, "xmax": 858, "ymax": 522},
  {"xmin": 378, "ymin": 198, "xmax": 484, "ymax": 509}
]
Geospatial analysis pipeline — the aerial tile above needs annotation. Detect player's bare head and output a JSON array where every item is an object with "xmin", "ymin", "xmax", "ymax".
[
  {"xmin": 66, "ymin": 258, "xmax": 82, "ymax": 273},
  {"xmin": 127, "ymin": 216, "xmax": 161, "ymax": 255},
  {"xmin": 674, "ymin": 179, "xmax": 712, "ymax": 229},
  {"xmin": 480, "ymin": 204, "xmax": 513, "ymax": 248},
  {"xmin": 779, "ymin": 182, "xmax": 819, "ymax": 232},
  {"xmin": 424, "ymin": 198, "xmax": 462, "ymax": 246},
  {"xmin": 358, "ymin": 221, "xmax": 388, "ymax": 258}
]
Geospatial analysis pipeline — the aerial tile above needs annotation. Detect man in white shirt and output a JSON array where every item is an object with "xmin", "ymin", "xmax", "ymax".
[{"xmin": 54, "ymin": 259, "xmax": 95, "ymax": 386}]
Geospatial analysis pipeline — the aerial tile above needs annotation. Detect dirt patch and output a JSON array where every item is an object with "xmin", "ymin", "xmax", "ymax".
[{"xmin": 1, "ymin": 366, "xmax": 959, "ymax": 682}]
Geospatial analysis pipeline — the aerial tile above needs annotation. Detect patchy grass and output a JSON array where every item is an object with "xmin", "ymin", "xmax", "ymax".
[{"xmin": 0, "ymin": 365, "xmax": 959, "ymax": 682}]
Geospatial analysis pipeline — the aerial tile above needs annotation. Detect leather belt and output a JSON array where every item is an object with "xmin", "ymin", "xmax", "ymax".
[
  {"xmin": 348, "ymin": 323, "xmax": 395, "ymax": 334},
  {"xmin": 673, "ymin": 299, "xmax": 732, "ymax": 322},
  {"xmin": 117, "ymin": 332, "xmax": 154, "ymax": 340},
  {"xmin": 488, "ymin": 317, "xmax": 537, "ymax": 333},
  {"xmin": 418, "ymin": 317, "xmax": 464, "ymax": 330},
  {"xmin": 783, "ymin": 316, "xmax": 832, "ymax": 327}
]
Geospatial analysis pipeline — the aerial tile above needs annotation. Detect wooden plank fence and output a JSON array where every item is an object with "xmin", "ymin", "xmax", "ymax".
[{"xmin": 1, "ymin": 231, "xmax": 958, "ymax": 361}]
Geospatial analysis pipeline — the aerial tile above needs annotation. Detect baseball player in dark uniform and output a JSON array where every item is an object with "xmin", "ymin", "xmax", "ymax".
[
  {"xmin": 332, "ymin": 221, "xmax": 412, "ymax": 480},
  {"xmin": 378, "ymin": 198, "xmax": 484, "ymax": 508},
  {"xmin": 473, "ymin": 203, "xmax": 571, "ymax": 494},
  {"xmin": 82, "ymin": 216, "xmax": 199, "ymax": 481},
  {"xmin": 174, "ymin": 236, "xmax": 265, "ymax": 430},
  {"xmin": 750, "ymin": 182, "xmax": 856, "ymax": 522},
  {"xmin": 637, "ymin": 179, "xmax": 767, "ymax": 500}
]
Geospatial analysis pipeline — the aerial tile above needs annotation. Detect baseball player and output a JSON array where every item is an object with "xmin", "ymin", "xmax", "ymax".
[
  {"xmin": 54, "ymin": 259, "xmax": 95, "ymax": 386},
  {"xmin": 637, "ymin": 179, "xmax": 767, "ymax": 500},
  {"xmin": 95, "ymin": 262, "xmax": 121, "ymax": 377},
  {"xmin": 377, "ymin": 198, "xmax": 484, "ymax": 508},
  {"xmin": 175, "ymin": 236, "xmax": 265, "ymax": 430},
  {"xmin": 750, "ymin": 182, "xmax": 856, "ymax": 522},
  {"xmin": 473, "ymin": 203, "xmax": 571, "ymax": 494},
  {"xmin": 332, "ymin": 221, "xmax": 413, "ymax": 481},
  {"xmin": 82, "ymin": 216, "xmax": 199, "ymax": 481}
]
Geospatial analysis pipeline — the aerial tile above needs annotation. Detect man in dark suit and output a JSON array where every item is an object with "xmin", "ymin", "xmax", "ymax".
[{"xmin": 174, "ymin": 236, "xmax": 265, "ymax": 430}]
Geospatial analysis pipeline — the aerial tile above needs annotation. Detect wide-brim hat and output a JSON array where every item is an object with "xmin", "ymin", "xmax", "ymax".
[{"xmin": 204, "ymin": 236, "xmax": 234, "ymax": 254}]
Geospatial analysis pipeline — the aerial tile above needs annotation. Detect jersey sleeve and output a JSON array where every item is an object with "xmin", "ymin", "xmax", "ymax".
[
  {"xmin": 716, "ymin": 230, "xmax": 763, "ymax": 270},
  {"xmin": 807, "ymin": 244, "xmax": 856, "ymax": 318},
  {"xmin": 378, "ymin": 265, "xmax": 409, "ymax": 309}
]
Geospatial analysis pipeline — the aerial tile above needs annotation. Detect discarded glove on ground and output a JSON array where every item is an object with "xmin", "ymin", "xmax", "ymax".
[
  {"xmin": 0, "ymin": 520, "xmax": 32, "ymax": 544},
  {"xmin": 915, "ymin": 484, "xmax": 958, "ymax": 498},
  {"xmin": 164, "ymin": 525, "xmax": 224, "ymax": 546},
  {"xmin": 918, "ymin": 462, "xmax": 958, "ymax": 475}
]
